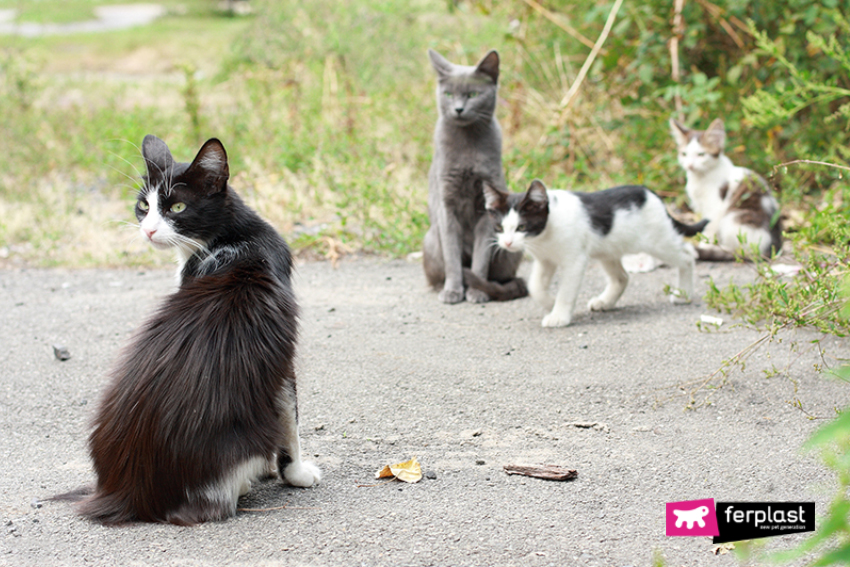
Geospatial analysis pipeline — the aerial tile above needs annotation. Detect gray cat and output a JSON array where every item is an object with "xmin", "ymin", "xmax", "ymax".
[{"xmin": 422, "ymin": 49, "xmax": 525, "ymax": 303}]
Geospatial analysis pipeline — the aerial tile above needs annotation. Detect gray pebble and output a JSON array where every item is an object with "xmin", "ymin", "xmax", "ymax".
[{"xmin": 53, "ymin": 345, "xmax": 71, "ymax": 361}]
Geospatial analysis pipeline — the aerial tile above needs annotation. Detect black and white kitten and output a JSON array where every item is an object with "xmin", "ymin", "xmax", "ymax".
[
  {"xmin": 670, "ymin": 118, "xmax": 783, "ymax": 260},
  {"xmin": 481, "ymin": 180, "xmax": 707, "ymax": 327},
  {"xmin": 422, "ymin": 49, "xmax": 526, "ymax": 303},
  {"xmin": 58, "ymin": 135, "xmax": 320, "ymax": 525}
]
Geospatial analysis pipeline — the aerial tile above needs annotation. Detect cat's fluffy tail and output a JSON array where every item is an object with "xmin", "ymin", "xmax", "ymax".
[
  {"xmin": 49, "ymin": 486, "xmax": 94, "ymax": 502},
  {"xmin": 670, "ymin": 217, "xmax": 709, "ymax": 237},
  {"xmin": 462, "ymin": 268, "xmax": 528, "ymax": 301},
  {"xmin": 50, "ymin": 486, "xmax": 138, "ymax": 525},
  {"xmin": 695, "ymin": 244, "xmax": 737, "ymax": 261}
]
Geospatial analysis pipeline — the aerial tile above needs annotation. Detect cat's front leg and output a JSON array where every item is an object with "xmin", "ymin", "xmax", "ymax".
[
  {"xmin": 276, "ymin": 386, "xmax": 321, "ymax": 488},
  {"xmin": 542, "ymin": 256, "xmax": 587, "ymax": 328},
  {"xmin": 437, "ymin": 206, "xmax": 466, "ymax": 304},
  {"xmin": 528, "ymin": 259, "xmax": 557, "ymax": 311},
  {"xmin": 466, "ymin": 215, "xmax": 495, "ymax": 303}
]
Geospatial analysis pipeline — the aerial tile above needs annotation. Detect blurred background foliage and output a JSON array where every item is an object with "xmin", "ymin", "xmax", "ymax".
[{"xmin": 0, "ymin": 0, "xmax": 848, "ymax": 264}]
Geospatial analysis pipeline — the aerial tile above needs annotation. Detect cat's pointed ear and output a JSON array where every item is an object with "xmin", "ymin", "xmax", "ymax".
[
  {"xmin": 527, "ymin": 179, "xmax": 549, "ymax": 204},
  {"xmin": 187, "ymin": 138, "xmax": 230, "ymax": 193},
  {"xmin": 475, "ymin": 50, "xmax": 499, "ymax": 83},
  {"xmin": 428, "ymin": 49, "xmax": 454, "ymax": 80},
  {"xmin": 701, "ymin": 118, "xmax": 726, "ymax": 154},
  {"xmin": 669, "ymin": 118, "xmax": 690, "ymax": 147},
  {"xmin": 482, "ymin": 182, "xmax": 507, "ymax": 210},
  {"xmin": 142, "ymin": 135, "xmax": 174, "ymax": 181}
]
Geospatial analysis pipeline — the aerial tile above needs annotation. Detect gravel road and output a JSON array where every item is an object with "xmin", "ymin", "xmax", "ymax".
[{"xmin": 1, "ymin": 257, "xmax": 846, "ymax": 566}]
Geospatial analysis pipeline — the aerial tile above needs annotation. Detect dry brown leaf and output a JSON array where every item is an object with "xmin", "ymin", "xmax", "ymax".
[{"xmin": 375, "ymin": 457, "xmax": 422, "ymax": 483}]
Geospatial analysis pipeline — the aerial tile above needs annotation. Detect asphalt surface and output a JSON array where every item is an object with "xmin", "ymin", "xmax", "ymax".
[{"xmin": 1, "ymin": 257, "xmax": 847, "ymax": 566}]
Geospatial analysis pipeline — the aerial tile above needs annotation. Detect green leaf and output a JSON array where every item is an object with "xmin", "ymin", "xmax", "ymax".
[
  {"xmin": 805, "ymin": 412, "xmax": 850, "ymax": 450},
  {"xmin": 813, "ymin": 543, "xmax": 850, "ymax": 566}
]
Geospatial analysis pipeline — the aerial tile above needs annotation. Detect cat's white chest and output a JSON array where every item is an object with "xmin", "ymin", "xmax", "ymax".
[{"xmin": 684, "ymin": 157, "xmax": 745, "ymax": 219}]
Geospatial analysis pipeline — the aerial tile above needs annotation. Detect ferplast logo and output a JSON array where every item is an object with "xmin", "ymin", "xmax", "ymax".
[
  {"xmin": 665, "ymin": 499, "xmax": 719, "ymax": 537},
  {"xmin": 713, "ymin": 502, "xmax": 815, "ymax": 544},
  {"xmin": 665, "ymin": 500, "xmax": 816, "ymax": 543}
]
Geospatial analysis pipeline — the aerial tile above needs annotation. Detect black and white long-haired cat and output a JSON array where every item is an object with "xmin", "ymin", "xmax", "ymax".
[
  {"xmin": 670, "ymin": 118, "xmax": 783, "ymax": 260},
  {"xmin": 422, "ymin": 48, "xmax": 526, "ymax": 303},
  {"xmin": 56, "ymin": 135, "xmax": 320, "ymax": 525},
  {"xmin": 479, "ymin": 180, "xmax": 707, "ymax": 327}
]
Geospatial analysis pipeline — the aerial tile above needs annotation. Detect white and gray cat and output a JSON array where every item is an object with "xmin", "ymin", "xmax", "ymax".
[
  {"xmin": 422, "ymin": 48, "xmax": 526, "ymax": 303},
  {"xmin": 670, "ymin": 118, "xmax": 783, "ymax": 260},
  {"xmin": 480, "ymin": 180, "xmax": 707, "ymax": 328}
]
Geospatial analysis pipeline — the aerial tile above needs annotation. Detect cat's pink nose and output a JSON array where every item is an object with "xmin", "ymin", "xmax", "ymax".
[{"xmin": 144, "ymin": 228, "xmax": 156, "ymax": 240}]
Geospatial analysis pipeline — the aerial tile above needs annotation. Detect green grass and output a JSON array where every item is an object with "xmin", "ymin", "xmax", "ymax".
[
  {"xmin": 0, "ymin": 0, "xmax": 104, "ymax": 24},
  {"xmin": 1, "ymin": 0, "xmax": 848, "ymax": 268}
]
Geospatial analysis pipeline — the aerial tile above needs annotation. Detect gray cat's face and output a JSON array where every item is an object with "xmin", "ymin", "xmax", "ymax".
[{"xmin": 429, "ymin": 49, "xmax": 499, "ymax": 126}]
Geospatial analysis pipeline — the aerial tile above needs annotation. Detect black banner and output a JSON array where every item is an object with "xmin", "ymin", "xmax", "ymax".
[{"xmin": 713, "ymin": 502, "xmax": 815, "ymax": 544}]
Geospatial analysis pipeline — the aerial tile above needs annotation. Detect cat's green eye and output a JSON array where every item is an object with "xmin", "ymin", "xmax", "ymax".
[
  {"xmin": 443, "ymin": 90, "xmax": 452, "ymax": 97},
  {"xmin": 697, "ymin": 152, "xmax": 706, "ymax": 157},
  {"xmin": 170, "ymin": 202, "xmax": 187, "ymax": 213},
  {"xmin": 138, "ymin": 200, "xmax": 149, "ymax": 211},
  {"xmin": 517, "ymin": 224, "xmax": 527, "ymax": 232},
  {"xmin": 467, "ymin": 92, "xmax": 479, "ymax": 98},
  {"xmin": 494, "ymin": 225, "xmax": 503, "ymax": 233}
]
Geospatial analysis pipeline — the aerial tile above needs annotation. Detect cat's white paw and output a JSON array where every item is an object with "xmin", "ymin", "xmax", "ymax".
[
  {"xmin": 587, "ymin": 296, "xmax": 614, "ymax": 311},
  {"xmin": 439, "ymin": 287, "xmax": 465, "ymax": 304},
  {"xmin": 283, "ymin": 460, "xmax": 322, "ymax": 487},
  {"xmin": 238, "ymin": 478, "xmax": 253, "ymax": 497},
  {"xmin": 541, "ymin": 312, "xmax": 572, "ymax": 328},
  {"xmin": 465, "ymin": 287, "xmax": 490, "ymax": 303}
]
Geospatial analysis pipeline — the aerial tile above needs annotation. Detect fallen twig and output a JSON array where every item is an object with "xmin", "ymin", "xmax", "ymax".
[{"xmin": 504, "ymin": 464, "xmax": 578, "ymax": 481}]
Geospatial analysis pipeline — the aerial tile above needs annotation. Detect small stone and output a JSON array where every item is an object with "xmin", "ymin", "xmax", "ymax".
[
  {"xmin": 53, "ymin": 345, "xmax": 71, "ymax": 361},
  {"xmin": 475, "ymin": 459, "xmax": 486, "ymax": 466},
  {"xmin": 30, "ymin": 498, "xmax": 41, "ymax": 509},
  {"xmin": 425, "ymin": 471, "xmax": 437, "ymax": 480}
]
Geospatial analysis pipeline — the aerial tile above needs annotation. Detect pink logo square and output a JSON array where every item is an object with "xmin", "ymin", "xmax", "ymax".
[{"xmin": 666, "ymin": 499, "xmax": 719, "ymax": 536}]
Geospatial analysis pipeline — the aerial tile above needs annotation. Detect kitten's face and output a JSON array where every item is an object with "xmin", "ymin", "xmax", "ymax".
[
  {"xmin": 676, "ymin": 137, "xmax": 721, "ymax": 175},
  {"xmin": 429, "ymin": 49, "xmax": 499, "ymax": 126},
  {"xmin": 484, "ymin": 180, "xmax": 549, "ymax": 252},
  {"xmin": 137, "ymin": 136, "xmax": 230, "ymax": 255},
  {"xmin": 670, "ymin": 118, "xmax": 725, "ymax": 175}
]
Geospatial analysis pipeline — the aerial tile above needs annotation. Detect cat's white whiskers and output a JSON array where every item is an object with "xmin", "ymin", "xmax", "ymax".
[
  {"xmin": 107, "ymin": 140, "xmax": 146, "ymax": 181},
  {"xmin": 485, "ymin": 238, "xmax": 505, "ymax": 255},
  {"xmin": 108, "ymin": 220, "xmax": 141, "ymax": 231},
  {"xmin": 107, "ymin": 161, "xmax": 144, "ymax": 188},
  {"xmin": 169, "ymin": 233, "xmax": 211, "ymax": 259}
]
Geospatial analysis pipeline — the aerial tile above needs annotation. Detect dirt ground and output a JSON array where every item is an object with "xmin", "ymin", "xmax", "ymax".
[{"xmin": 1, "ymin": 257, "xmax": 847, "ymax": 566}]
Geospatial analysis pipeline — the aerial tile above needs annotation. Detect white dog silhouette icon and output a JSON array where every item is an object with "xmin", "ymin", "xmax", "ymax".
[{"xmin": 673, "ymin": 505, "xmax": 710, "ymax": 529}]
